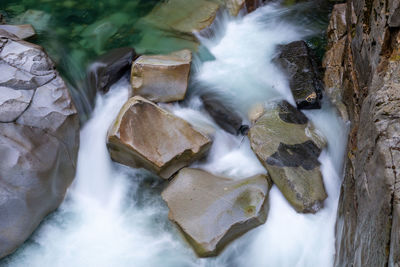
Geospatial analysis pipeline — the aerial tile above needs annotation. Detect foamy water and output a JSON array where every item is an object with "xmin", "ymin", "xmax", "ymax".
[{"xmin": 3, "ymin": 4, "xmax": 348, "ymax": 267}]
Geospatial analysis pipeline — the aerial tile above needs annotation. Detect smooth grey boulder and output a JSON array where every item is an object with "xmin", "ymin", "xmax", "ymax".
[
  {"xmin": 0, "ymin": 24, "xmax": 35, "ymax": 40},
  {"xmin": 107, "ymin": 96, "xmax": 211, "ymax": 179},
  {"xmin": 274, "ymin": 41, "xmax": 323, "ymax": 109},
  {"xmin": 162, "ymin": 168, "xmax": 272, "ymax": 257},
  {"xmin": 0, "ymin": 29, "xmax": 79, "ymax": 259},
  {"xmin": 249, "ymin": 101, "xmax": 327, "ymax": 213}
]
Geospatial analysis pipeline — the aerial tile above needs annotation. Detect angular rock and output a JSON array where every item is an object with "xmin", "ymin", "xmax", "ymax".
[
  {"xmin": 162, "ymin": 168, "xmax": 272, "ymax": 257},
  {"xmin": 248, "ymin": 101, "xmax": 327, "ymax": 213},
  {"xmin": 274, "ymin": 41, "xmax": 323, "ymax": 109},
  {"xmin": 87, "ymin": 47, "xmax": 136, "ymax": 105},
  {"xmin": 131, "ymin": 50, "xmax": 191, "ymax": 103},
  {"xmin": 107, "ymin": 96, "xmax": 211, "ymax": 179},
  {"xmin": 0, "ymin": 32, "xmax": 79, "ymax": 259},
  {"xmin": 200, "ymin": 93, "xmax": 248, "ymax": 135},
  {"xmin": 0, "ymin": 24, "xmax": 35, "ymax": 40},
  {"xmin": 224, "ymin": 0, "xmax": 246, "ymax": 16}
]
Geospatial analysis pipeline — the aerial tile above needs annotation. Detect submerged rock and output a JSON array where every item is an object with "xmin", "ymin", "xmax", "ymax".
[
  {"xmin": 107, "ymin": 96, "xmax": 211, "ymax": 179},
  {"xmin": 87, "ymin": 47, "xmax": 136, "ymax": 105},
  {"xmin": 131, "ymin": 50, "xmax": 192, "ymax": 103},
  {"xmin": 200, "ymin": 93, "xmax": 248, "ymax": 135},
  {"xmin": 274, "ymin": 41, "xmax": 323, "ymax": 109},
  {"xmin": 0, "ymin": 31, "xmax": 79, "ymax": 258},
  {"xmin": 248, "ymin": 101, "xmax": 327, "ymax": 213},
  {"xmin": 142, "ymin": 0, "xmax": 220, "ymax": 34},
  {"xmin": 0, "ymin": 24, "xmax": 35, "ymax": 39},
  {"xmin": 162, "ymin": 168, "xmax": 272, "ymax": 257}
]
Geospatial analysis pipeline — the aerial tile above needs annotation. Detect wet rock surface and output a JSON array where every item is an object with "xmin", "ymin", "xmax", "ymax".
[
  {"xmin": 87, "ymin": 47, "xmax": 136, "ymax": 106},
  {"xmin": 275, "ymin": 41, "xmax": 323, "ymax": 109},
  {"xmin": 162, "ymin": 168, "xmax": 272, "ymax": 257},
  {"xmin": 107, "ymin": 96, "xmax": 211, "ymax": 179},
  {"xmin": 131, "ymin": 50, "xmax": 191, "ymax": 103},
  {"xmin": 200, "ymin": 93, "xmax": 248, "ymax": 135},
  {"xmin": 248, "ymin": 101, "xmax": 327, "ymax": 213},
  {"xmin": 330, "ymin": 1, "xmax": 400, "ymax": 266},
  {"xmin": 0, "ymin": 31, "xmax": 79, "ymax": 258}
]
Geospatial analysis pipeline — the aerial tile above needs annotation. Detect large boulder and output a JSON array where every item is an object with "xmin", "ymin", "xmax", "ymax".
[
  {"xmin": 248, "ymin": 101, "xmax": 327, "ymax": 213},
  {"xmin": 87, "ymin": 47, "xmax": 136, "ymax": 106},
  {"xmin": 200, "ymin": 92, "xmax": 249, "ymax": 135},
  {"xmin": 0, "ymin": 30, "xmax": 79, "ymax": 258},
  {"xmin": 162, "ymin": 168, "xmax": 272, "ymax": 257},
  {"xmin": 274, "ymin": 41, "xmax": 323, "ymax": 109},
  {"xmin": 107, "ymin": 96, "xmax": 211, "ymax": 179},
  {"xmin": 131, "ymin": 50, "xmax": 191, "ymax": 103}
]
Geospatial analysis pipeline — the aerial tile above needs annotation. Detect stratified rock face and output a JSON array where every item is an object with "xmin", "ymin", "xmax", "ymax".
[
  {"xmin": 0, "ymin": 30, "xmax": 79, "ymax": 258},
  {"xmin": 249, "ymin": 101, "xmax": 327, "ymax": 213},
  {"xmin": 131, "ymin": 50, "xmax": 191, "ymax": 103},
  {"xmin": 331, "ymin": 1, "xmax": 400, "ymax": 267},
  {"xmin": 107, "ymin": 96, "xmax": 211, "ymax": 179},
  {"xmin": 162, "ymin": 168, "xmax": 272, "ymax": 257},
  {"xmin": 275, "ymin": 41, "xmax": 323, "ymax": 109},
  {"xmin": 0, "ymin": 24, "xmax": 35, "ymax": 40},
  {"xmin": 200, "ymin": 93, "xmax": 247, "ymax": 135},
  {"xmin": 87, "ymin": 47, "xmax": 136, "ymax": 106}
]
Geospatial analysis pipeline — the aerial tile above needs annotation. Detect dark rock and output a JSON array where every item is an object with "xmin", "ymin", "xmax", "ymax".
[
  {"xmin": 0, "ymin": 31, "xmax": 79, "ymax": 259},
  {"xmin": 200, "ymin": 93, "xmax": 248, "ymax": 135},
  {"xmin": 274, "ymin": 40, "xmax": 323, "ymax": 109},
  {"xmin": 87, "ymin": 47, "xmax": 136, "ymax": 105},
  {"xmin": 162, "ymin": 168, "xmax": 272, "ymax": 257},
  {"xmin": 248, "ymin": 101, "xmax": 327, "ymax": 213}
]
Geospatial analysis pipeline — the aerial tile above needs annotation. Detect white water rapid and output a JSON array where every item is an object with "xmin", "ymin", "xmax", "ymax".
[{"xmin": 3, "ymin": 4, "xmax": 348, "ymax": 267}]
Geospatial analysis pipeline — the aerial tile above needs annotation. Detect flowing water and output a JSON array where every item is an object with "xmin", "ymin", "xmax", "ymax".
[{"xmin": 1, "ymin": 2, "xmax": 348, "ymax": 267}]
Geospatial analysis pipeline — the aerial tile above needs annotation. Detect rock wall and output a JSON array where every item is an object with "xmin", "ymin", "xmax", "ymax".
[{"xmin": 327, "ymin": 1, "xmax": 400, "ymax": 266}]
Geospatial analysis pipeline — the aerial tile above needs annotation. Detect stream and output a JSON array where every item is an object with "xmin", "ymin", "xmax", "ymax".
[{"xmin": 1, "ymin": 2, "xmax": 348, "ymax": 267}]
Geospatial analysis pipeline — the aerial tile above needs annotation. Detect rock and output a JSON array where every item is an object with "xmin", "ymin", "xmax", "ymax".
[
  {"xmin": 245, "ymin": 0, "xmax": 263, "ymax": 13},
  {"xmin": 333, "ymin": 0, "xmax": 400, "ymax": 265},
  {"xmin": 142, "ymin": 0, "xmax": 220, "ymax": 34},
  {"xmin": 107, "ymin": 96, "xmax": 211, "ymax": 179},
  {"xmin": 248, "ymin": 101, "xmax": 327, "ymax": 213},
  {"xmin": 224, "ymin": 0, "xmax": 246, "ymax": 16},
  {"xmin": 0, "ymin": 24, "xmax": 35, "ymax": 40},
  {"xmin": 11, "ymin": 10, "xmax": 51, "ymax": 32},
  {"xmin": 200, "ymin": 93, "xmax": 248, "ymax": 135},
  {"xmin": 87, "ymin": 47, "xmax": 136, "ymax": 106},
  {"xmin": 162, "ymin": 168, "xmax": 272, "ymax": 257},
  {"xmin": 0, "ymin": 31, "xmax": 79, "ymax": 258},
  {"xmin": 131, "ymin": 50, "xmax": 192, "ymax": 103},
  {"xmin": 248, "ymin": 102, "xmax": 265, "ymax": 124},
  {"xmin": 274, "ymin": 41, "xmax": 323, "ymax": 109},
  {"xmin": 326, "ymin": 3, "xmax": 347, "ymax": 50}
]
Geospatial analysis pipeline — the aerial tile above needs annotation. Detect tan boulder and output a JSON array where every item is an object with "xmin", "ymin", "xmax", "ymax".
[
  {"xmin": 131, "ymin": 50, "xmax": 191, "ymax": 103},
  {"xmin": 107, "ymin": 96, "xmax": 211, "ymax": 179},
  {"xmin": 248, "ymin": 101, "xmax": 327, "ymax": 213},
  {"xmin": 162, "ymin": 168, "xmax": 272, "ymax": 257}
]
